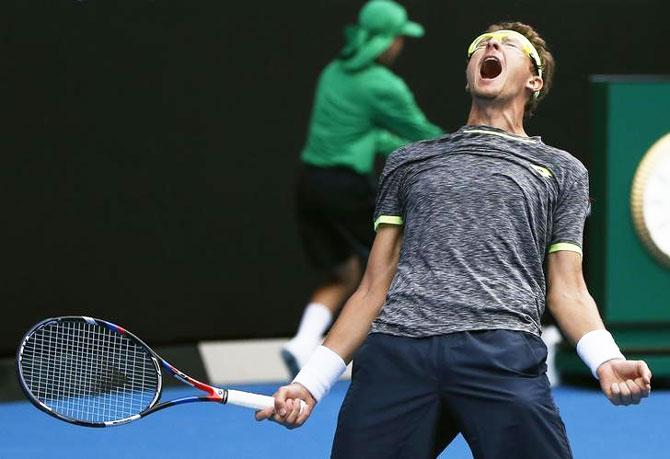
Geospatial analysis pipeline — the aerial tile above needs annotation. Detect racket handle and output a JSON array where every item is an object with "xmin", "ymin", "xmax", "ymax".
[
  {"xmin": 226, "ymin": 390, "xmax": 274, "ymax": 410},
  {"xmin": 225, "ymin": 389, "xmax": 307, "ymax": 413}
]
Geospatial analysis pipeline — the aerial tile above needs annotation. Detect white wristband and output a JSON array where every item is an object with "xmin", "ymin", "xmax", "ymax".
[
  {"xmin": 293, "ymin": 345, "xmax": 347, "ymax": 402},
  {"xmin": 576, "ymin": 329, "xmax": 625, "ymax": 379}
]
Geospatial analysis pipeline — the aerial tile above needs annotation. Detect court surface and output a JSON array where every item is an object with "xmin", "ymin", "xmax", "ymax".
[{"xmin": 1, "ymin": 381, "xmax": 666, "ymax": 458}]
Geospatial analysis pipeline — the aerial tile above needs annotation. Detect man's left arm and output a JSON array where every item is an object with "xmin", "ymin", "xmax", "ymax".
[{"xmin": 546, "ymin": 250, "xmax": 652, "ymax": 405}]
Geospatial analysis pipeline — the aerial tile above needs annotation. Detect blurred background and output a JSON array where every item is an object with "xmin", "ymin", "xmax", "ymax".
[
  {"xmin": 1, "ymin": 0, "xmax": 669, "ymax": 373},
  {"xmin": 1, "ymin": 1, "xmax": 669, "ymax": 457}
]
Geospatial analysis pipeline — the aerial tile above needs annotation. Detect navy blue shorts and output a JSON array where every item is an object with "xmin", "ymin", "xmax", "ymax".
[{"xmin": 332, "ymin": 330, "xmax": 572, "ymax": 459}]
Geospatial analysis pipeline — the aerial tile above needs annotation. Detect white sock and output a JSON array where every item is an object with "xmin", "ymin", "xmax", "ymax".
[
  {"xmin": 294, "ymin": 302, "xmax": 333, "ymax": 343},
  {"xmin": 284, "ymin": 303, "xmax": 333, "ymax": 363}
]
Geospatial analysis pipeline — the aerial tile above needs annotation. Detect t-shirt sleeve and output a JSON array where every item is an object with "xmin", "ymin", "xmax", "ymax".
[
  {"xmin": 373, "ymin": 153, "xmax": 406, "ymax": 231},
  {"xmin": 370, "ymin": 76, "xmax": 442, "ymax": 143},
  {"xmin": 549, "ymin": 171, "xmax": 591, "ymax": 256},
  {"xmin": 376, "ymin": 130, "xmax": 410, "ymax": 156}
]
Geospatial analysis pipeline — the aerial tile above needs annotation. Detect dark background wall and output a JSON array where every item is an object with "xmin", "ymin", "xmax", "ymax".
[{"xmin": 1, "ymin": 0, "xmax": 667, "ymax": 354}]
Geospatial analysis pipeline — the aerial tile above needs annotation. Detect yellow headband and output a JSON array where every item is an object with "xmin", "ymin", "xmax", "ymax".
[{"xmin": 467, "ymin": 29, "xmax": 543, "ymax": 80}]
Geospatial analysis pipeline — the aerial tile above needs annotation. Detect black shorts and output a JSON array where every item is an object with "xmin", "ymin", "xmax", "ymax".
[{"xmin": 296, "ymin": 165, "xmax": 376, "ymax": 271}]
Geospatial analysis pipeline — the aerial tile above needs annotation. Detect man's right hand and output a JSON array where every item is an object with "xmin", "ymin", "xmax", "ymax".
[{"xmin": 255, "ymin": 382, "xmax": 316, "ymax": 429}]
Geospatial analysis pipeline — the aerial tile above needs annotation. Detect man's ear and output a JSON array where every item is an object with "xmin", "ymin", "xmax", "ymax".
[{"xmin": 527, "ymin": 75, "xmax": 543, "ymax": 95}]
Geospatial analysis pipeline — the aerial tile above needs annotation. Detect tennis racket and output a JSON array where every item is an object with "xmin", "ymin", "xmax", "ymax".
[{"xmin": 17, "ymin": 316, "xmax": 296, "ymax": 427}]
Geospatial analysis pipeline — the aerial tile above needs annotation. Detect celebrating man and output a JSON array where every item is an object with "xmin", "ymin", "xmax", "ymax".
[{"xmin": 260, "ymin": 22, "xmax": 652, "ymax": 459}]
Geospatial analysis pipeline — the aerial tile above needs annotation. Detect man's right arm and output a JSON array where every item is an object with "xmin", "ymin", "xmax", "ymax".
[
  {"xmin": 323, "ymin": 224, "xmax": 403, "ymax": 361},
  {"xmin": 255, "ymin": 224, "xmax": 404, "ymax": 428}
]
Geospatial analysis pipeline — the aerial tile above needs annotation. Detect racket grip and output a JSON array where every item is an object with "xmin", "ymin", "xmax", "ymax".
[
  {"xmin": 225, "ymin": 389, "xmax": 307, "ymax": 413},
  {"xmin": 226, "ymin": 390, "xmax": 274, "ymax": 410}
]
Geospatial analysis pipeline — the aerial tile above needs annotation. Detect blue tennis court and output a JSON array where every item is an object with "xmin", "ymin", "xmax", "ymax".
[{"xmin": 1, "ymin": 381, "xmax": 666, "ymax": 458}]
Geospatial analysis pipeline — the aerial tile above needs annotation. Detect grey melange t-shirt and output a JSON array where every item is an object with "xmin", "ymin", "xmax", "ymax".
[{"xmin": 371, "ymin": 125, "xmax": 590, "ymax": 338}]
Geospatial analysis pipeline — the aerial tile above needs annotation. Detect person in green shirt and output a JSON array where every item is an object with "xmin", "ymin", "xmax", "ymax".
[{"xmin": 282, "ymin": 0, "xmax": 442, "ymax": 377}]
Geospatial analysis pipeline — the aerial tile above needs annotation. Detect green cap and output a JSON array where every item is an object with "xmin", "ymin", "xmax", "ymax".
[{"xmin": 340, "ymin": 0, "xmax": 424, "ymax": 71}]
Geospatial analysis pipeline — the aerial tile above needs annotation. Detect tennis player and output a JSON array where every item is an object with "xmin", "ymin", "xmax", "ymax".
[
  {"xmin": 261, "ymin": 22, "xmax": 652, "ymax": 458},
  {"xmin": 282, "ymin": 0, "xmax": 441, "ymax": 377}
]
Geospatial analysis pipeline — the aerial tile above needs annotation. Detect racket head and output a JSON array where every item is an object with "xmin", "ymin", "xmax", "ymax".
[{"xmin": 16, "ymin": 316, "xmax": 163, "ymax": 427}]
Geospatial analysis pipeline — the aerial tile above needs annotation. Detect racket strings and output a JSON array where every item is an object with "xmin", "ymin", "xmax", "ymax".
[{"xmin": 20, "ymin": 320, "xmax": 160, "ymax": 423}]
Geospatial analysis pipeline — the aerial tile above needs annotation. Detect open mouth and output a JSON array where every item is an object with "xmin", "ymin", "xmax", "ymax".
[{"xmin": 480, "ymin": 56, "xmax": 502, "ymax": 79}]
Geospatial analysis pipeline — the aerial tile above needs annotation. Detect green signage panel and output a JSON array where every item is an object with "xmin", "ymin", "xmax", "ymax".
[
  {"xmin": 558, "ymin": 77, "xmax": 670, "ymax": 380},
  {"xmin": 595, "ymin": 80, "xmax": 670, "ymax": 323}
]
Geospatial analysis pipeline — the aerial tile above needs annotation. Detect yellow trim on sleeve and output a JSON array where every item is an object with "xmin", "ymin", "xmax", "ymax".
[
  {"xmin": 374, "ymin": 215, "xmax": 404, "ymax": 231},
  {"xmin": 548, "ymin": 242, "xmax": 583, "ymax": 256}
]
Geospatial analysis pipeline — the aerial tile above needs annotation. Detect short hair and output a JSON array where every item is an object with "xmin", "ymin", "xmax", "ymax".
[{"xmin": 486, "ymin": 22, "xmax": 555, "ymax": 117}]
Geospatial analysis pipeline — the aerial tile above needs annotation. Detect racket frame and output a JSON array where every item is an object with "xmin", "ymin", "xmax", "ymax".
[{"xmin": 16, "ymin": 316, "xmax": 272, "ymax": 427}]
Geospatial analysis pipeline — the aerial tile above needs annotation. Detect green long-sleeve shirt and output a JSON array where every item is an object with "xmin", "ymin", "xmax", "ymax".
[{"xmin": 300, "ymin": 60, "xmax": 442, "ymax": 175}]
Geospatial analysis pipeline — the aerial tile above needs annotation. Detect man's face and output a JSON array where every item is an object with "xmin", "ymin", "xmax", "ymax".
[
  {"xmin": 377, "ymin": 36, "xmax": 405, "ymax": 67},
  {"xmin": 465, "ymin": 33, "xmax": 541, "ymax": 104}
]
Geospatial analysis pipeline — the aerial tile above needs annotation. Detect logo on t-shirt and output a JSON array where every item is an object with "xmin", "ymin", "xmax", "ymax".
[{"xmin": 530, "ymin": 164, "xmax": 552, "ymax": 178}]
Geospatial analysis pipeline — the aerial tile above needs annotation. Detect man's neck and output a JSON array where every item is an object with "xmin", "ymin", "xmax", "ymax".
[{"xmin": 465, "ymin": 100, "xmax": 527, "ymax": 137}]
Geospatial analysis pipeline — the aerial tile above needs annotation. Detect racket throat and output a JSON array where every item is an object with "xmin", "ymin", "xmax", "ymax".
[{"xmin": 165, "ymin": 362, "xmax": 225, "ymax": 401}]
